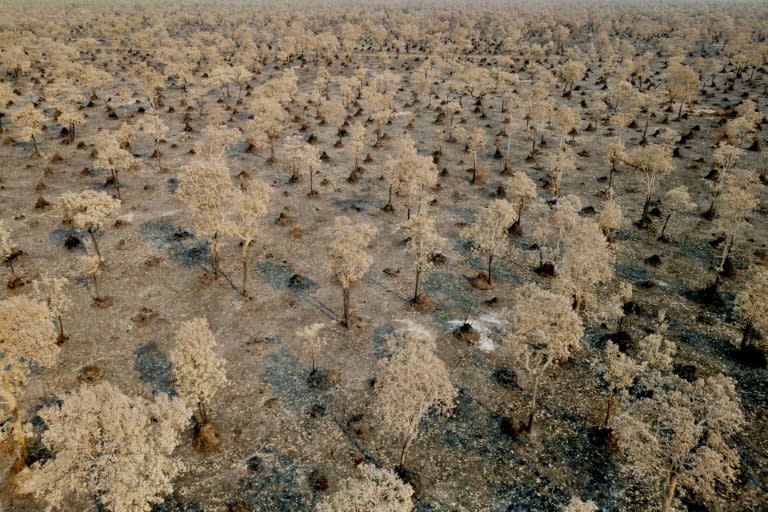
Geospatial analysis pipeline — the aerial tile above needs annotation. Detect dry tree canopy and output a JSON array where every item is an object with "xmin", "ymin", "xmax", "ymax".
[
  {"xmin": 17, "ymin": 382, "xmax": 190, "ymax": 512},
  {"xmin": 0, "ymin": 0, "xmax": 767, "ymax": 510}
]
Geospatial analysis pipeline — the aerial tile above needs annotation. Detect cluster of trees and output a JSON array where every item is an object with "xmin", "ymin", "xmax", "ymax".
[{"xmin": 1, "ymin": 0, "xmax": 766, "ymax": 510}]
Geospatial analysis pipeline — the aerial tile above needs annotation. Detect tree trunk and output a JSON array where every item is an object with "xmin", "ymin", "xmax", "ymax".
[
  {"xmin": 640, "ymin": 193, "xmax": 652, "ymax": 225},
  {"xmin": 487, "ymin": 253, "xmax": 494, "ymax": 286},
  {"xmin": 241, "ymin": 241, "xmax": 250, "ymax": 296},
  {"xmin": 212, "ymin": 232, "xmax": 220, "ymax": 276},
  {"xmin": 741, "ymin": 321, "xmax": 753, "ymax": 350},
  {"xmin": 399, "ymin": 433, "xmax": 414, "ymax": 472},
  {"xmin": 607, "ymin": 161, "xmax": 616, "ymax": 191},
  {"xmin": 309, "ymin": 166, "xmax": 314, "ymax": 194},
  {"xmin": 341, "ymin": 286, "xmax": 351, "ymax": 328},
  {"xmin": 197, "ymin": 401, "xmax": 209, "ymax": 425},
  {"xmin": 662, "ymin": 471, "xmax": 678, "ymax": 512},
  {"xmin": 31, "ymin": 134, "xmax": 39, "ymax": 155},
  {"xmin": 413, "ymin": 264, "xmax": 422, "ymax": 301},
  {"xmin": 659, "ymin": 212, "xmax": 673, "ymax": 240},
  {"xmin": 718, "ymin": 233, "xmax": 733, "ymax": 272},
  {"xmin": 91, "ymin": 274, "xmax": 100, "ymax": 300},
  {"xmin": 677, "ymin": 100, "xmax": 684, "ymax": 120},
  {"xmin": 88, "ymin": 227, "xmax": 102, "ymax": 261},
  {"xmin": 527, "ymin": 374, "xmax": 541, "ymax": 431},
  {"xmin": 57, "ymin": 314, "xmax": 65, "ymax": 343},
  {"xmin": 604, "ymin": 393, "xmax": 614, "ymax": 427}
]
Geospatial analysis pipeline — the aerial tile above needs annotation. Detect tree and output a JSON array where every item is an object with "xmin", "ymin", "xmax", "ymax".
[
  {"xmin": 56, "ymin": 103, "xmax": 86, "ymax": 144},
  {"xmin": 597, "ymin": 190, "xmax": 624, "ymax": 241},
  {"xmin": 44, "ymin": 79, "xmax": 86, "ymax": 143},
  {"xmin": 658, "ymin": 185, "xmax": 696, "ymax": 241},
  {"xmin": 58, "ymin": 190, "xmax": 122, "ymax": 262},
  {"xmin": 140, "ymin": 112, "xmax": 169, "ymax": 170},
  {"xmin": 375, "ymin": 327, "xmax": 457, "ymax": 471},
  {"xmin": 32, "ymin": 276, "xmax": 71, "ymax": 344},
  {"xmin": 553, "ymin": 104, "xmax": 580, "ymax": 142},
  {"xmin": 300, "ymin": 142, "xmax": 322, "ymax": 196},
  {"xmin": 223, "ymin": 180, "xmax": 272, "ymax": 296},
  {"xmin": 315, "ymin": 463, "xmax": 413, "ymax": 512},
  {"xmin": 170, "ymin": 317, "xmax": 228, "ymax": 426},
  {"xmin": 402, "ymin": 206, "xmax": 445, "ymax": 303},
  {"xmin": 0, "ymin": 82, "xmax": 15, "ymax": 133},
  {"xmin": 461, "ymin": 200, "xmax": 517, "ymax": 286},
  {"xmin": 282, "ymin": 135, "xmax": 305, "ymax": 182},
  {"xmin": 17, "ymin": 381, "xmax": 190, "ymax": 512},
  {"xmin": 610, "ymin": 374, "xmax": 744, "ymax": 512},
  {"xmin": 543, "ymin": 145, "xmax": 576, "ymax": 198},
  {"xmin": 94, "ymin": 131, "xmax": 138, "ymax": 200},
  {"xmin": 320, "ymin": 99, "xmax": 347, "ymax": 146},
  {"xmin": 362, "ymin": 85, "xmax": 394, "ymax": 146},
  {"xmin": 11, "ymin": 103, "xmax": 46, "ymax": 155},
  {"xmin": 0, "ymin": 296, "xmax": 59, "ymax": 472},
  {"xmin": 603, "ymin": 136, "xmax": 626, "ymax": 192},
  {"xmin": 325, "ymin": 216, "xmax": 377, "ymax": 328},
  {"xmin": 384, "ymin": 135, "xmax": 437, "ymax": 219},
  {"xmin": 195, "ymin": 124, "xmax": 241, "ymax": 160},
  {"xmin": 246, "ymin": 96, "xmax": 288, "ymax": 162},
  {"xmin": 665, "ymin": 63, "xmax": 700, "ymax": 120},
  {"xmin": 554, "ymin": 217, "xmax": 614, "ymax": 315},
  {"xmin": 80, "ymin": 250, "xmax": 104, "ymax": 302},
  {"xmin": 296, "ymin": 322, "xmax": 328, "ymax": 374},
  {"xmin": 556, "ymin": 60, "xmax": 586, "ymax": 95},
  {"xmin": 466, "ymin": 127, "xmax": 486, "ymax": 184},
  {"xmin": 624, "ymin": 143, "xmax": 674, "ymax": 226},
  {"xmin": 442, "ymin": 100, "xmax": 461, "ymax": 142},
  {"xmin": 176, "ymin": 157, "xmax": 233, "ymax": 276},
  {"xmin": 0, "ymin": 220, "xmax": 19, "ymax": 280},
  {"xmin": 501, "ymin": 284, "xmax": 583, "ymax": 430},
  {"xmin": 506, "ymin": 170, "xmax": 538, "ymax": 233},
  {"xmin": 706, "ymin": 143, "xmax": 742, "ymax": 218},
  {"xmin": 347, "ymin": 120, "xmax": 366, "ymax": 176},
  {"xmin": 734, "ymin": 265, "xmax": 768, "ymax": 352},
  {"xmin": 596, "ymin": 341, "xmax": 645, "ymax": 426},
  {"xmin": 713, "ymin": 169, "xmax": 761, "ymax": 275}
]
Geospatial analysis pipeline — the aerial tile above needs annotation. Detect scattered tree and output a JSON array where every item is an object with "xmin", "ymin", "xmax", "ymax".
[
  {"xmin": 315, "ymin": 463, "xmax": 413, "ymax": 512},
  {"xmin": 461, "ymin": 199, "xmax": 517, "ymax": 286},
  {"xmin": 325, "ymin": 216, "xmax": 377, "ymax": 327},
  {"xmin": 0, "ymin": 296, "xmax": 59, "ymax": 472},
  {"xmin": 501, "ymin": 284, "xmax": 583, "ymax": 430},
  {"xmin": 734, "ymin": 265, "xmax": 768, "ymax": 353},
  {"xmin": 375, "ymin": 326, "xmax": 457, "ymax": 471},
  {"xmin": 223, "ymin": 180, "xmax": 272, "ymax": 296},
  {"xmin": 176, "ymin": 157, "xmax": 233, "ymax": 276},
  {"xmin": 596, "ymin": 341, "xmax": 645, "ymax": 426},
  {"xmin": 610, "ymin": 374, "xmax": 744, "ymax": 512},
  {"xmin": 402, "ymin": 206, "xmax": 445, "ymax": 303},
  {"xmin": 58, "ymin": 190, "xmax": 122, "ymax": 262},
  {"xmin": 624, "ymin": 143, "xmax": 674, "ymax": 226},
  {"xmin": 17, "ymin": 381, "xmax": 190, "ymax": 512},
  {"xmin": 658, "ymin": 185, "xmax": 696, "ymax": 241},
  {"xmin": 296, "ymin": 322, "xmax": 328, "ymax": 374},
  {"xmin": 32, "ymin": 276, "xmax": 71, "ymax": 344},
  {"xmin": 11, "ymin": 103, "xmax": 46, "ymax": 155},
  {"xmin": 506, "ymin": 170, "xmax": 538, "ymax": 234}
]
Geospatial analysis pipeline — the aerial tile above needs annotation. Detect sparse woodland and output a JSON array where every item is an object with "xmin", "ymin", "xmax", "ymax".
[{"xmin": 1, "ymin": 1, "xmax": 767, "ymax": 510}]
